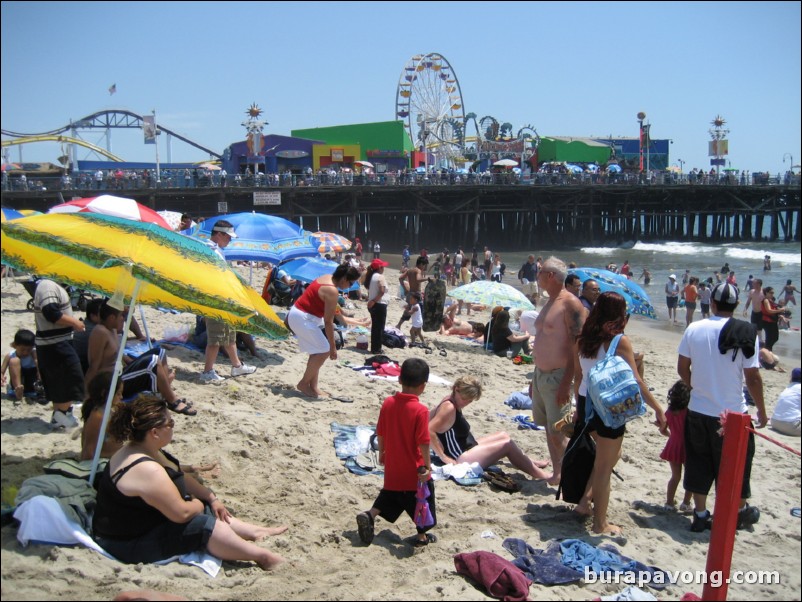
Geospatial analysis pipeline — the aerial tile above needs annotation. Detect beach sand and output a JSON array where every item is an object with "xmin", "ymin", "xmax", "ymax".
[{"xmin": 1, "ymin": 265, "xmax": 800, "ymax": 601}]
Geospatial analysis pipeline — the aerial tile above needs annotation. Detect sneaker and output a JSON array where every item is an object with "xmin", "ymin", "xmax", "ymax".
[
  {"xmin": 50, "ymin": 409, "xmax": 79, "ymax": 430},
  {"xmin": 356, "ymin": 511, "xmax": 374, "ymax": 545},
  {"xmin": 231, "ymin": 363, "xmax": 256, "ymax": 377},
  {"xmin": 690, "ymin": 510, "xmax": 713, "ymax": 532},
  {"xmin": 737, "ymin": 504, "xmax": 760, "ymax": 529},
  {"xmin": 679, "ymin": 502, "xmax": 694, "ymax": 514},
  {"xmin": 199, "ymin": 369, "xmax": 225, "ymax": 384}
]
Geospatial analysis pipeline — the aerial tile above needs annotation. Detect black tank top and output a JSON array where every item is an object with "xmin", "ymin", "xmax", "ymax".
[
  {"xmin": 93, "ymin": 449, "xmax": 187, "ymax": 540},
  {"xmin": 436, "ymin": 400, "xmax": 478, "ymax": 460}
]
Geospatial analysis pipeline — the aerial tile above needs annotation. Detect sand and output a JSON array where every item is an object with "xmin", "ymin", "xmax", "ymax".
[{"xmin": 1, "ymin": 264, "xmax": 800, "ymax": 601}]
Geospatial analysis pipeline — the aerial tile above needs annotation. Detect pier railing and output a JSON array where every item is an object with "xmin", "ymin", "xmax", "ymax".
[{"xmin": 2, "ymin": 170, "xmax": 799, "ymax": 193}]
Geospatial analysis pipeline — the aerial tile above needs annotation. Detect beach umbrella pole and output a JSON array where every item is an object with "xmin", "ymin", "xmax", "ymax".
[
  {"xmin": 89, "ymin": 279, "xmax": 142, "ymax": 484},
  {"xmin": 138, "ymin": 304, "xmax": 153, "ymax": 349}
]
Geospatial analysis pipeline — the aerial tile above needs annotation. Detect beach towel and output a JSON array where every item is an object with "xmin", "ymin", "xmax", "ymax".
[
  {"xmin": 502, "ymin": 538, "xmax": 583, "ymax": 585},
  {"xmin": 14, "ymin": 496, "xmax": 221, "ymax": 577},
  {"xmin": 349, "ymin": 364, "xmax": 453, "ymax": 387},
  {"xmin": 453, "ymin": 550, "xmax": 532, "ymax": 601},
  {"xmin": 431, "ymin": 462, "xmax": 484, "ymax": 486},
  {"xmin": 558, "ymin": 539, "xmax": 670, "ymax": 590},
  {"xmin": 511, "ymin": 414, "xmax": 543, "ymax": 430},
  {"xmin": 504, "ymin": 390, "xmax": 533, "ymax": 410},
  {"xmin": 502, "ymin": 538, "xmax": 670, "ymax": 589},
  {"xmin": 330, "ymin": 422, "xmax": 384, "ymax": 477}
]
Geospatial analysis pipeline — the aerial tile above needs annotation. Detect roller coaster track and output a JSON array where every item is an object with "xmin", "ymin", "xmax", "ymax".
[
  {"xmin": 1, "ymin": 109, "xmax": 221, "ymax": 160},
  {"xmin": 1, "ymin": 135, "xmax": 124, "ymax": 162}
]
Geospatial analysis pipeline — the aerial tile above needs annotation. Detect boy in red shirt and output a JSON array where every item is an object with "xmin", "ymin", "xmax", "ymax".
[{"xmin": 356, "ymin": 358, "xmax": 436, "ymax": 547}]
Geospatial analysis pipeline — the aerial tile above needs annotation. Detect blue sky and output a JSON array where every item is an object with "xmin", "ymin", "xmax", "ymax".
[{"xmin": 2, "ymin": 1, "xmax": 800, "ymax": 173}]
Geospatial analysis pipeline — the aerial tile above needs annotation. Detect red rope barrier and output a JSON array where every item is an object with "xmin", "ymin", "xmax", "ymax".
[{"xmin": 746, "ymin": 426, "xmax": 802, "ymax": 457}]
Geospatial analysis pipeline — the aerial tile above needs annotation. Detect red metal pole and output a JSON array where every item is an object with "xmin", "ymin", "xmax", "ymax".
[{"xmin": 702, "ymin": 412, "xmax": 752, "ymax": 601}]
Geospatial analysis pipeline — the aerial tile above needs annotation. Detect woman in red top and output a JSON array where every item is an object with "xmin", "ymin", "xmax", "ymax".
[
  {"xmin": 761, "ymin": 287, "xmax": 787, "ymax": 352},
  {"xmin": 288, "ymin": 265, "xmax": 360, "ymax": 398},
  {"xmin": 683, "ymin": 277, "xmax": 699, "ymax": 328}
]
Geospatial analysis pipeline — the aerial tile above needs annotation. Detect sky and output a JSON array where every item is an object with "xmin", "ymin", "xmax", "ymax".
[{"xmin": 2, "ymin": 1, "xmax": 800, "ymax": 173}]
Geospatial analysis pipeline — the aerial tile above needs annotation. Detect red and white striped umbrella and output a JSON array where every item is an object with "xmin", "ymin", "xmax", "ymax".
[
  {"xmin": 311, "ymin": 231, "xmax": 352, "ymax": 253},
  {"xmin": 48, "ymin": 195, "xmax": 172, "ymax": 230}
]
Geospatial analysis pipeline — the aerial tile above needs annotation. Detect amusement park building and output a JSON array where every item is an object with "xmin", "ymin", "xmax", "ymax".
[
  {"xmin": 291, "ymin": 121, "xmax": 415, "ymax": 172},
  {"xmin": 591, "ymin": 136, "xmax": 670, "ymax": 171},
  {"xmin": 223, "ymin": 134, "xmax": 324, "ymax": 175},
  {"xmin": 534, "ymin": 135, "xmax": 670, "ymax": 171},
  {"xmin": 535, "ymin": 137, "xmax": 612, "ymax": 165}
]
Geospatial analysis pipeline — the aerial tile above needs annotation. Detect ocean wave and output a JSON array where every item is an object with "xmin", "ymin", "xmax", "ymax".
[
  {"xmin": 725, "ymin": 248, "xmax": 800, "ymax": 265},
  {"xmin": 580, "ymin": 241, "xmax": 800, "ymax": 265},
  {"xmin": 580, "ymin": 242, "xmax": 709, "ymax": 255}
]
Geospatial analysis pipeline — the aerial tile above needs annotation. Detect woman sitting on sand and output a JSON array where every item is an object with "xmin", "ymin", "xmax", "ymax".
[
  {"xmin": 490, "ymin": 309, "xmax": 531, "ymax": 357},
  {"xmin": 92, "ymin": 394, "xmax": 287, "ymax": 569},
  {"xmin": 573, "ymin": 292, "xmax": 665, "ymax": 536},
  {"xmin": 81, "ymin": 372, "xmax": 219, "ymax": 478},
  {"xmin": 429, "ymin": 376, "xmax": 550, "ymax": 480}
]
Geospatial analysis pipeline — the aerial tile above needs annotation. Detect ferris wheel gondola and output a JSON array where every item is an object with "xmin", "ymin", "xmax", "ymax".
[{"xmin": 395, "ymin": 53, "xmax": 465, "ymax": 165}]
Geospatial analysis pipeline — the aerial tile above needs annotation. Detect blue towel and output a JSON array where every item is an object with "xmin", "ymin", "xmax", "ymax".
[
  {"xmin": 503, "ymin": 538, "xmax": 670, "ymax": 589},
  {"xmin": 505, "ymin": 391, "xmax": 533, "ymax": 410},
  {"xmin": 503, "ymin": 538, "xmax": 583, "ymax": 585},
  {"xmin": 559, "ymin": 539, "xmax": 670, "ymax": 590},
  {"xmin": 512, "ymin": 414, "xmax": 543, "ymax": 430}
]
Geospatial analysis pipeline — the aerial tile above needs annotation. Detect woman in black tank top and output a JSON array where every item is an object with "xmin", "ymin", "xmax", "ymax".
[
  {"xmin": 428, "ymin": 376, "xmax": 550, "ymax": 480},
  {"xmin": 92, "ymin": 395, "xmax": 287, "ymax": 568}
]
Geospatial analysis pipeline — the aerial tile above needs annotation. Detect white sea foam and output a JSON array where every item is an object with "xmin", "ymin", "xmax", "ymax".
[
  {"xmin": 724, "ymin": 248, "xmax": 800, "ymax": 265},
  {"xmin": 581, "ymin": 241, "xmax": 800, "ymax": 264}
]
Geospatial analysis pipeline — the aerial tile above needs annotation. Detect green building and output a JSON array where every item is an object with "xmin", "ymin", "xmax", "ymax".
[
  {"xmin": 536, "ymin": 136, "xmax": 612, "ymax": 165},
  {"xmin": 291, "ymin": 121, "xmax": 414, "ymax": 171}
]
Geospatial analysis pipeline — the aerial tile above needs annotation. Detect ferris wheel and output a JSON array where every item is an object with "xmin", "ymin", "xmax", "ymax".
[{"xmin": 395, "ymin": 53, "xmax": 465, "ymax": 164}]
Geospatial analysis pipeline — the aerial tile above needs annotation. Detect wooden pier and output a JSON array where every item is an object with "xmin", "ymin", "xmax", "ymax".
[{"xmin": 3, "ymin": 183, "xmax": 800, "ymax": 251}]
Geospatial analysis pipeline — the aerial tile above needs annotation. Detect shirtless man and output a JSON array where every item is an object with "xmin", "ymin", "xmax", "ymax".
[
  {"xmin": 397, "ymin": 256, "xmax": 430, "ymax": 328},
  {"xmin": 531, "ymin": 257, "xmax": 585, "ymax": 486},
  {"xmin": 86, "ymin": 302, "xmax": 194, "ymax": 415}
]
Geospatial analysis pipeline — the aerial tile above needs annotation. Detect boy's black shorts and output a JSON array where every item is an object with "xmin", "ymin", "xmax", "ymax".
[{"xmin": 373, "ymin": 480, "xmax": 436, "ymax": 534}]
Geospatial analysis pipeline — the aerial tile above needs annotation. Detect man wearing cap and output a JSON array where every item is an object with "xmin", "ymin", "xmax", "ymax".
[
  {"xmin": 665, "ymin": 274, "xmax": 680, "ymax": 324},
  {"xmin": 677, "ymin": 282, "xmax": 765, "ymax": 532},
  {"xmin": 366, "ymin": 259, "xmax": 389, "ymax": 354},
  {"xmin": 199, "ymin": 220, "xmax": 257, "ymax": 383}
]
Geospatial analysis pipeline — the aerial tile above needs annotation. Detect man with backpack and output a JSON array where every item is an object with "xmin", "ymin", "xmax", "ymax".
[{"xmin": 677, "ymin": 282, "xmax": 766, "ymax": 532}]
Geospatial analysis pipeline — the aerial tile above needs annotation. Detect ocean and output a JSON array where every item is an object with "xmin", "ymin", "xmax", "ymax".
[{"xmin": 491, "ymin": 241, "xmax": 801, "ymax": 361}]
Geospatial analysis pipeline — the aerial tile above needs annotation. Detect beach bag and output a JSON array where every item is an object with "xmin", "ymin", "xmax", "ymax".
[
  {"xmin": 320, "ymin": 327, "xmax": 344, "ymax": 350},
  {"xmin": 586, "ymin": 334, "xmax": 646, "ymax": 429},
  {"xmin": 382, "ymin": 327, "xmax": 407, "ymax": 349},
  {"xmin": 556, "ymin": 423, "xmax": 595, "ymax": 504}
]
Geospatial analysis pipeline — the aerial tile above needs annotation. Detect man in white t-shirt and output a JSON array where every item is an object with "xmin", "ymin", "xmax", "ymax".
[
  {"xmin": 677, "ymin": 282, "xmax": 765, "ymax": 532},
  {"xmin": 771, "ymin": 368, "xmax": 801, "ymax": 436}
]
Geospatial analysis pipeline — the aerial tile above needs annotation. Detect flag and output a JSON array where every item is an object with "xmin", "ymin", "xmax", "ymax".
[
  {"xmin": 108, "ymin": 83, "xmax": 116, "ymax": 95},
  {"xmin": 143, "ymin": 115, "xmax": 156, "ymax": 144}
]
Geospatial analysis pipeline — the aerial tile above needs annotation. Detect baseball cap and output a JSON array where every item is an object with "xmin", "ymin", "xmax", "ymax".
[
  {"xmin": 791, "ymin": 367, "xmax": 801, "ymax": 383},
  {"xmin": 370, "ymin": 259, "xmax": 389, "ymax": 269},
  {"xmin": 669, "ymin": 274, "xmax": 676, "ymax": 280},
  {"xmin": 212, "ymin": 224, "xmax": 238, "ymax": 238},
  {"xmin": 712, "ymin": 282, "xmax": 739, "ymax": 304}
]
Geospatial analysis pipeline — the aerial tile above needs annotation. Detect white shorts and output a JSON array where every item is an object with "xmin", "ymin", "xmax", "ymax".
[{"xmin": 287, "ymin": 306, "xmax": 329, "ymax": 354}]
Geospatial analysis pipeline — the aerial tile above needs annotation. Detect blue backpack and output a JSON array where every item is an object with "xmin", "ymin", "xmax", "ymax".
[{"xmin": 585, "ymin": 334, "xmax": 646, "ymax": 429}]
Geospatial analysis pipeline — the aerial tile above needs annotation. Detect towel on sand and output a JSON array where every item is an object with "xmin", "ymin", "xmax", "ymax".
[{"xmin": 454, "ymin": 550, "xmax": 531, "ymax": 601}]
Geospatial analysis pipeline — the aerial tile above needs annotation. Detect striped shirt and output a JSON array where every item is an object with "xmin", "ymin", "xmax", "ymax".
[{"xmin": 33, "ymin": 280, "xmax": 74, "ymax": 346}]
